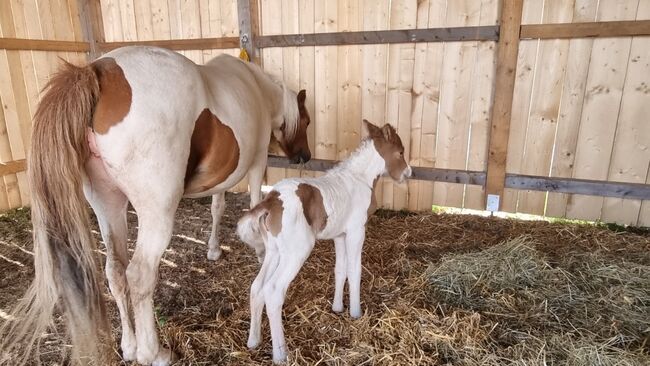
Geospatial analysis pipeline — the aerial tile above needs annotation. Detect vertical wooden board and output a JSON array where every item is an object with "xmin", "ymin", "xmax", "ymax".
[
  {"xmin": 67, "ymin": 0, "xmax": 85, "ymax": 41},
  {"xmin": 0, "ymin": 49, "xmax": 23, "ymax": 208},
  {"xmin": 1, "ymin": 2, "xmax": 33, "ymax": 154},
  {"xmin": 48, "ymin": 0, "xmax": 76, "ymax": 41},
  {"xmin": 360, "ymin": 0, "xmax": 389, "ymax": 207},
  {"xmin": 134, "ymin": 0, "xmax": 154, "ymax": 41},
  {"xmin": 546, "ymin": 0, "xmax": 598, "ymax": 218},
  {"xmin": 413, "ymin": 1, "xmax": 446, "ymax": 211},
  {"xmin": 336, "ymin": 0, "xmax": 361, "ymax": 166},
  {"xmin": 463, "ymin": 0, "xmax": 498, "ymax": 210},
  {"xmin": 219, "ymin": 0, "xmax": 238, "ymax": 36},
  {"xmin": 282, "ymin": 0, "xmax": 301, "ymax": 179},
  {"xmin": 601, "ymin": 3, "xmax": 650, "ymax": 225},
  {"xmin": 151, "ymin": 0, "xmax": 171, "ymax": 40},
  {"xmin": 299, "ymin": 0, "xmax": 316, "ymax": 178},
  {"xmin": 639, "ymin": 163, "xmax": 650, "ymax": 227},
  {"xmin": 11, "ymin": 1, "xmax": 42, "ymax": 126},
  {"xmin": 384, "ymin": 0, "xmax": 416, "ymax": 210},
  {"xmin": 261, "ymin": 0, "xmax": 286, "ymax": 185},
  {"xmin": 198, "ymin": 0, "xmax": 221, "ymax": 62},
  {"xmin": 432, "ymin": 0, "xmax": 481, "ymax": 209},
  {"xmin": 517, "ymin": 0, "xmax": 574, "ymax": 215},
  {"xmin": 314, "ymin": 0, "xmax": 338, "ymax": 163},
  {"xmin": 119, "ymin": 0, "xmax": 138, "ymax": 42},
  {"xmin": 167, "ymin": 0, "xmax": 182, "ymax": 40},
  {"xmin": 0, "ymin": 106, "xmax": 11, "ymax": 210},
  {"xmin": 179, "ymin": 0, "xmax": 202, "ymax": 62},
  {"xmin": 502, "ymin": 0, "xmax": 543, "ymax": 213},
  {"xmin": 566, "ymin": 0, "xmax": 639, "ymax": 221},
  {"xmin": 407, "ymin": 0, "xmax": 430, "ymax": 210},
  {"xmin": 101, "ymin": 0, "xmax": 124, "ymax": 42}
]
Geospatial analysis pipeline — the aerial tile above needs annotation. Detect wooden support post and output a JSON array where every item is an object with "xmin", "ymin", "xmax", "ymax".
[
  {"xmin": 237, "ymin": 0, "xmax": 261, "ymax": 64},
  {"xmin": 484, "ymin": 0, "xmax": 523, "ymax": 211},
  {"xmin": 77, "ymin": 0, "xmax": 105, "ymax": 60}
]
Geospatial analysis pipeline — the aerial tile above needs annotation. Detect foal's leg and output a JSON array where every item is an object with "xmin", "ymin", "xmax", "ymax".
[
  {"xmin": 247, "ymin": 240, "xmax": 279, "ymax": 349},
  {"xmin": 84, "ymin": 161, "xmax": 136, "ymax": 360},
  {"xmin": 345, "ymin": 227, "xmax": 366, "ymax": 319},
  {"xmin": 126, "ymin": 206, "xmax": 179, "ymax": 366},
  {"xmin": 207, "ymin": 191, "xmax": 226, "ymax": 261},
  {"xmin": 332, "ymin": 235, "xmax": 347, "ymax": 313},
  {"xmin": 263, "ymin": 237, "xmax": 313, "ymax": 364}
]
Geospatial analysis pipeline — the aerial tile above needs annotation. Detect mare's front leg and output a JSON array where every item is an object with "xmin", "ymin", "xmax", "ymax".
[
  {"xmin": 126, "ymin": 204, "xmax": 179, "ymax": 366},
  {"xmin": 207, "ymin": 191, "xmax": 226, "ymax": 260},
  {"xmin": 248, "ymin": 153, "xmax": 268, "ymax": 207},
  {"xmin": 345, "ymin": 226, "xmax": 366, "ymax": 319}
]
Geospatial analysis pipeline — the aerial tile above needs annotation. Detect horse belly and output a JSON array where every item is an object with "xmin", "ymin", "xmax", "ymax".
[{"xmin": 183, "ymin": 109, "xmax": 249, "ymax": 197}]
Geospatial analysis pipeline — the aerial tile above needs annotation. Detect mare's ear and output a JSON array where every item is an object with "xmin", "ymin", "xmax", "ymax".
[{"xmin": 297, "ymin": 89, "xmax": 306, "ymax": 106}]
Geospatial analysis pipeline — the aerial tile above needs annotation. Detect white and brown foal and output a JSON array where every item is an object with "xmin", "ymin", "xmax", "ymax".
[
  {"xmin": 237, "ymin": 120, "xmax": 412, "ymax": 363},
  {"xmin": 1, "ymin": 46, "xmax": 310, "ymax": 366}
]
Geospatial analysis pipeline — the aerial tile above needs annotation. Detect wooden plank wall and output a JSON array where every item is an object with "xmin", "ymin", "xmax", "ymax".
[
  {"xmin": 1, "ymin": 0, "xmax": 649, "ymax": 226},
  {"xmin": 259, "ymin": 0, "xmax": 500, "ymax": 212},
  {"xmin": 0, "ymin": 0, "xmax": 88, "ymax": 210},
  {"xmin": 506, "ymin": 0, "xmax": 650, "ymax": 226}
]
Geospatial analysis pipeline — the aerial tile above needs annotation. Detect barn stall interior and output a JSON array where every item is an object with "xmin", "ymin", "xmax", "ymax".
[{"xmin": 0, "ymin": 0, "xmax": 649, "ymax": 365}]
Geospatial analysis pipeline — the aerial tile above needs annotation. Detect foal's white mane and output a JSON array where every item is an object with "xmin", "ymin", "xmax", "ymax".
[{"xmin": 327, "ymin": 138, "xmax": 385, "ymax": 187}]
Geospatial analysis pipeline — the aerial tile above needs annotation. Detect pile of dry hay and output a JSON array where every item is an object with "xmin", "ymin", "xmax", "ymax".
[
  {"xmin": 426, "ymin": 236, "xmax": 650, "ymax": 365},
  {"xmin": 1, "ymin": 195, "xmax": 649, "ymax": 365}
]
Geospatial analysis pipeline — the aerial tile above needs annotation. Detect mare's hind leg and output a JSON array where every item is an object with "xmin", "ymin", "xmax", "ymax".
[
  {"xmin": 126, "ymin": 200, "xmax": 180, "ymax": 365},
  {"xmin": 207, "ymin": 192, "xmax": 225, "ymax": 260},
  {"xmin": 84, "ymin": 159, "xmax": 136, "ymax": 360}
]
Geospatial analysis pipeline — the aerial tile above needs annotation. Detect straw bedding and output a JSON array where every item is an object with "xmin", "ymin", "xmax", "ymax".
[{"xmin": 0, "ymin": 192, "xmax": 648, "ymax": 365}]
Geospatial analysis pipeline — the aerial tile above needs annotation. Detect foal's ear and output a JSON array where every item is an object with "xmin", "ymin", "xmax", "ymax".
[
  {"xmin": 362, "ymin": 119, "xmax": 381, "ymax": 138},
  {"xmin": 381, "ymin": 124, "xmax": 394, "ymax": 141},
  {"xmin": 297, "ymin": 89, "xmax": 306, "ymax": 105}
]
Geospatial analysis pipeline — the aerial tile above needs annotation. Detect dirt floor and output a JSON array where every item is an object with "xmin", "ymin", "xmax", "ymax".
[{"xmin": 1, "ymin": 192, "xmax": 649, "ymax": 365}]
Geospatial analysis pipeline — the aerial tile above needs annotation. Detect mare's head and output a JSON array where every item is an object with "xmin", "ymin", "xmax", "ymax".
[
  {"xmin": 363, "ymin": 119, "xmax": 412, "ymax": 182},
  {"xmin": 274, "ymin": 89, "xmax": 311, "ymax": 164}
]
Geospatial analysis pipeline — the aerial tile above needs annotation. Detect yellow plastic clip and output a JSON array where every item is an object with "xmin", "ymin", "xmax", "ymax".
[{"xmin": 239, "ymin": 48, "xmax": 250, "ymax": 62}]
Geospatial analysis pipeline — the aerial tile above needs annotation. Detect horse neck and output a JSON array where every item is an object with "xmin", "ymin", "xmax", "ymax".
[
  {"xmin": 329, "ymin": 140, "xmax": 385, "ymax": 187},
  {"xmin": 247, "ymin": 64, "xmax": 285, "ymax": 128}
]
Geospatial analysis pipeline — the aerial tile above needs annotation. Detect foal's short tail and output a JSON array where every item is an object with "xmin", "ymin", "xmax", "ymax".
[
  {"xmin": 0, "ymin": 62, "xmax": 110, "ymax": 365},
  {"xmin": 237, "ymin": 209, "xmax": 268, "ymax": 263}
]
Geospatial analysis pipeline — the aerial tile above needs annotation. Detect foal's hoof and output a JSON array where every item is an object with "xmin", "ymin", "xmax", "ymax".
[
  {"xmin": 207, "ymin": 248, "xmax": 222, "ymax": 261},
  {"xmin": 120, "ymin": 345, "xmax": 136, "ymax": 362},
  {"xmin": 151, "ymin": 347, "xmax": 177, "ymax": 366},
  {"xmin": 247, "ymin": 336, "xmax": 260, "ymax": 349},
  {"xmin": 332, "ymin": 303, "xmax": 344, "ymax": 313}
]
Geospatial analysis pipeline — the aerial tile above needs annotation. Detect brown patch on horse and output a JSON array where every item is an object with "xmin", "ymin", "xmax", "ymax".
[
  {"xmin": 184, "ymin": 108, "xmax": 240, "ymax": 194},
  {"xmin": 364, "ymin": 120, "xmax": 408, "ymax": 181},
  {"xmin": 252, "ymin": 191, "xmax": 284, "ymax": 236},
  {"xmin": 92, "ymin": 58, "xmax": 132, "ymax": 134},
  {"xmin": 296, "ymin": 183, "xmax": 328, "ymax": 233}
]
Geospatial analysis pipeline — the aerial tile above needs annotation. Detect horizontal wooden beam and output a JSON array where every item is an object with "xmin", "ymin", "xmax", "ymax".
[
  {"xmin": 0, "ymin": 160, "xmax": 26, "ymax": 176},
  {"xmin": 256, "ymin": 25, "xmax": 499, "ymax": 48},
  {"xmin": 267, "ymin": 156, "xmax": 486, "ymax": 185},
  {"xmin": 505, "ymin": 174, "xmax": 650, "ymax": 200},
  {"xmin": 0, "ymin": 38, "xmax": 89, "ymax": 52},
  {"xmin": 520, "ymin": 20, "xmax": 650, "ymax": 39},
  {"xmin": 98, "ymin": 37, "xmax": 240, "ymax": 52}
]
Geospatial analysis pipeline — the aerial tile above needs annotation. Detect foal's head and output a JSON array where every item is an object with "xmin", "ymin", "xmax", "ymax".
[
  {"xmin": 363, "ymin": 119, "xmax": 412, "ymax": 182},
  {"xmin": 275, "ymin": 89, "xmax": 311, "ymax": 164}
]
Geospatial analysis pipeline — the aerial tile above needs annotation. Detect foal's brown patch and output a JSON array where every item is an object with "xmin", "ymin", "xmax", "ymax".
[
  {"xmin": 251, "ymin": 191, "xmax": 284, "ymax": 236},
  {"xmin": 365, "ymin": 121, "xmax": 408, "ymax": 181},
  {"xmin": 296, "ymin": 183, "xmax": 328, "ymax": 233},
  {"xmin": 184, "ymin": 109, "xmax": 240, "ymax": 194},
  {"xmin": 91, "ymin": 57, "xmax": 132, "ymax": 134}
]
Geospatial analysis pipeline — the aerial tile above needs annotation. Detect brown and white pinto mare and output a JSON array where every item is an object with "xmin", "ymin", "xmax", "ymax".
[{"xmin": 0, "ymin": 46, "xmax": 310, "ymax": 366}]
